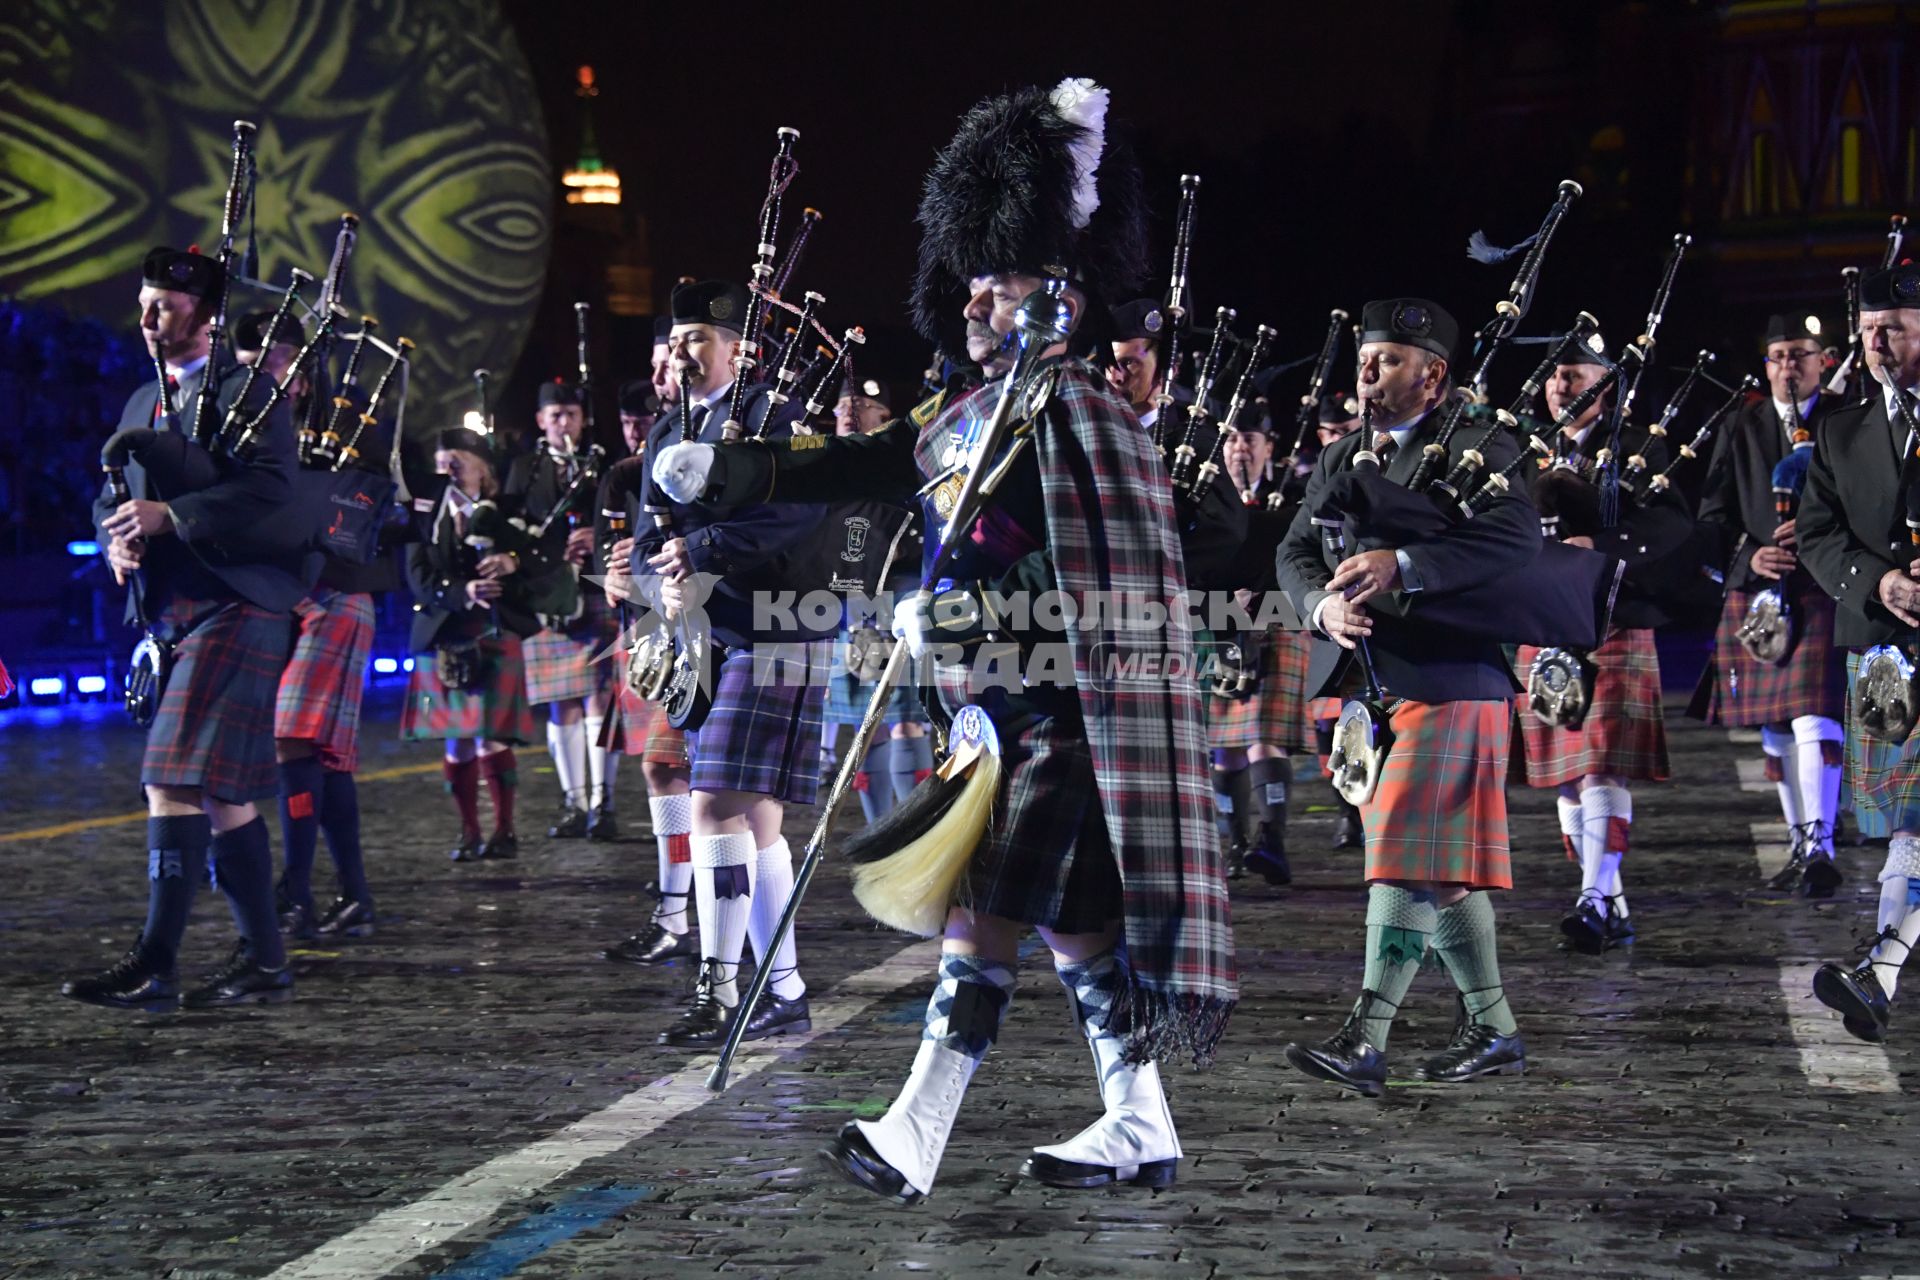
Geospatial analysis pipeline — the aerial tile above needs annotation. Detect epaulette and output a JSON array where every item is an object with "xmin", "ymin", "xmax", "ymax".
[{"xmin": 908, "ymin": 388, "xmax": 948, "ymax": 430}]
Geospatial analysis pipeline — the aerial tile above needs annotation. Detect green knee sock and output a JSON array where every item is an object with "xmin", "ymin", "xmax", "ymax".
[
  {"xmin": 1431, "ymin": 891, "xmax": 1519, "ymax": 1035},
  {"xmin": 1359, "ymin": 884, "xmax": 1436, "ymax": 1049}
]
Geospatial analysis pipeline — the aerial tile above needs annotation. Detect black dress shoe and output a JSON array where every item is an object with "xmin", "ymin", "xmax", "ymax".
[
  {"xmin": 1283, "ymin": 993, "xmax": 1390, "ymax": 1097},
  {"xmin": 449, "ymin": 833, "xmax": 484, "ymax": 862},
  {"xmin": 60, "ymin": 944, "xmax": 179, "ymax": 1012},
  {"xmin": 1223, "ymin": 837, "xmax": 1247, "ymax": 881},
  {"xmin": 1415, "ymin": 1022, "xmax": 1527, "ymax": 1083},
  {"xmin": 1020, "ymin": 1152, "xmax": 1179, "ymax": 1190},
  {"xmin": 742, "ymin": 991, "xmax": 812, "ymax": 1039},
  {"xmin": 280, "ymin": 901, "xmax": 318, "ymax": 941},
  {"xmin": 658, "ymin": 963, "xmax": 735, "ymax": 1048},
  {"xmin": 1332, "ymin": 803, "xmax": 1363, "ymax": 850},
  {"xmin": 821, "ymin": 1122, "xmax": 924, "ymax": 1205},
  {"xmin": 547, "ymin": 806, "xmax": 589, "ymax": 839},
  {"xmin": 586, "ymin": 805, "xmax": 620, "ymax": 842},
  {"xmin": 1801, "ymin": 854, "xmax": 1843, "ymax": 898},
  {"xmin": 1813, "ymin": 960, "xmax": 1891, "ymax": 1042},
  {"xmin": 1768, "ymin": 825, "xmax": 1812, "ymax": 891},
  {"xmin": 1559, "ymin": 899, "xmax": 1607, "ymax": 956},
  {"xmin": 1603, "ymin": 909, "xmax": 1636, "ymax": 950},
  {"xmin": 182, "ymin": 943, "xmax": 294, "ymax": 1009},
  {"xmin": 482, "ymin": 830, "xmax": 519, "ymax": 860},
  {"xmin": 603, "ymin": 922, "xmax": 697, "ymax": 965},
  {"xmin": 315, "ymin": 897, "xmax": 376, "ymax": 939},
  {"xmin": 1246, "ymin": 832, "xmax": 1292, "ymax": 886}
]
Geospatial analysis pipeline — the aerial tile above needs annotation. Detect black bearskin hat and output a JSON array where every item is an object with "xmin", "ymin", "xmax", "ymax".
[{"xmin": 911, "ymin": 78, "xmax": 1148, "ymax": 355}]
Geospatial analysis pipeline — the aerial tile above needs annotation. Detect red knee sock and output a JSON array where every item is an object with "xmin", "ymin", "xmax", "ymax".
[
  {"xmin": 444, "ymin": 757, "xmax": 481, "ymax": 839},
  {"xmin": 480, "ymin": 749, "xmax": 518, "ymax": 838}
]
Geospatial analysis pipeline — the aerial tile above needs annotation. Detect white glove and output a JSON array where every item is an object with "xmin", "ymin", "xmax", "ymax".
[
  {"xmin": 652, "ymin": 441, "xmax": 716, "ymax": 503},
  {"xmin": 891, "ymin": 590, "xmax": 934, "ymax": 659}
]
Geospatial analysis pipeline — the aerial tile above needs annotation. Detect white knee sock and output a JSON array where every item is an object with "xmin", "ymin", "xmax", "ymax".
[
  {"xmin": 1556, "ymin": 789, "xmax": 1582, "ymax": 864},
  {"xmin": 585, "ymin": 713, "xmax": 618, "ymax": 810},
  {"xmin": 750, "ymin": 837, "xmax": 806, "ymax": 1000},
  {"xmin": 1579, "ymin": 783, "xmax": 1631, "ymax": 918},
  {"xmin": 547, "ymin": 719, "xmax": 588, "ymax": 810},
  {"xmin": 648, "ymin": 793, "xmax": 693, "ymax": 934},
  {"xmin": 1792, "ymin": 716, "xmax": 1843, "ymax": 857},
  {"xmin": 1873, "ymin": 836, "xmax": 1920, "ymax": 997},
  {"xmin": 691, "ymin": 831, "xmax": 757, "ymax": 1006},
  {"xmin": 1761, "ymin": 726, "xmax": 1801, "ymax": 831}
]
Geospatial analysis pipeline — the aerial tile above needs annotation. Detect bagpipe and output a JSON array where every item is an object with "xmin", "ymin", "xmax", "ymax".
[{"xmin": 1733, "ymin": 377, "xmax": 1817, "ymax": 665}]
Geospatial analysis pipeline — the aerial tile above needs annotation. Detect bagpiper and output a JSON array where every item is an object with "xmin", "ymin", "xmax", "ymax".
[
  {"xmin": 1695, "ymin": 315, "xmax": 1847, "ymax": 896},
  {"xmin": 1275, "ymin": 297, "xmax": 1537, "ymax": 1094},
  {"xmin": 63, "ymin": 247, "xmax": 305, "ymax": 1010},
  {"xmin": 1797, "ymin": 262, "xmax": 1920, "ymax": 1043}
]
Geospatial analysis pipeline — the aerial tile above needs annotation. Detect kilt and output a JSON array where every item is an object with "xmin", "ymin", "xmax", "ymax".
[
  {"xmin": 1206, "ymin": 630, "xmax": 1314, "ymax": 751},
  {"xmin": 616, "ymin": 685, "xmax": 691, "ymax": 766},
  {"xmin": 931, "ymin": 673, "xmax": 1125, "ymax": 933},
  {"xmin": 273, "ymin": 589, "xmax": 375, "ymax": 773},
  {"xmin": 825, "ymin": 631, "xmax": 923, "ymax": 726},
  {"xmin": 142, "ymin": 596, "xmax": 290, "ymax": 804},
  {"xmin": 522, "ymin": 594, "xmax": 618, "ymax": 706},
  {"xmin": 400, "ymin": 633, "xmax": 538, "ymax": 745},
  {"xmin": 1701, "ymin": 585, "xmax": 1845, "ymax": 727},
  {"xmin": 1844, "ymin": 651, "xmax": 1920, "ymax": 833},
  {"xmin": 1514, "ymin": 627, "xmax": 1670, "ymax": 787},
  {"xmin": 687, "ymin": 644, "xmax": 829, "ymax": 804},
  {"xmin": 1361, "ymin": 697, "xmax": 1513, "ymax": 890}
]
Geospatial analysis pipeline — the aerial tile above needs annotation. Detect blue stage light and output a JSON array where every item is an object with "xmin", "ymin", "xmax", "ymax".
[
  {"xmin": 28, "ymin": 676, "xmax": 65, "ymax": 698},
  {"xmin": 75, "ymin": 675, "xmax": 109, "ymax": 695},
  {"xmin": 66, "ymin": 540, "xmax": 100, "ymax": 557},
  {"xmin": 372, "ymin": 657, "xmax": 399, "ymax": 675}
]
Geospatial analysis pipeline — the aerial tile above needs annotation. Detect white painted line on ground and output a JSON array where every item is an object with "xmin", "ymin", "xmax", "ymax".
[
  {"xmin": 1744, "ymin": 820, "xmax": 1899, "ymax": 1094},
  {"xmin": 1727, "ymin": 727, "xmax": 1764, "ymax": 745},
  {"xmin": 265, "ymin": 939, "xmax": 941, "ymax": 1280},
  {"xmin": 1735, "ymin": 757, "xmax": 1772, "ymax": 794}
]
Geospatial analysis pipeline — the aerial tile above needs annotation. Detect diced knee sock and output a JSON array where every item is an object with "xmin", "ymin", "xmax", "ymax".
[
  {"xmin": 318, "ymin": 769, "xmax": 372, "ymax": 905},
  {"xmin": 649, "ymin": 793, "xmax": 693, "ymax": 933},
  {"xmin": 142, "ymin": 813, "xmax": 212, "ymax": 971},
  {"xmin": 1359, "ymin": 884, "xmax": 1436, "ymax": 1049},
  {"xmin": 1055, "ymin": 947, "xmax": 1130, "ymax": 1038},
  {"xmin": 276, "ymin": 755, "xmax": 324, "ymax": 914},
  {"xmin": 546, "ymin": 718, "xmax": 587, "ymax": 810},
  {"xmin": 750, "ymin": 837, "xmax": 806, "ymax": 1000},
  {"xmin": 925, "ymin": 950, "xmax": 1016, "ymax": 1059},
  {"xmin": 209, "ymin": 817, "xmax": 285, "ymax": 969},
  {"xmin": 1431, "ymin": 892, "xmax": 1517, "ymax": 1035}
]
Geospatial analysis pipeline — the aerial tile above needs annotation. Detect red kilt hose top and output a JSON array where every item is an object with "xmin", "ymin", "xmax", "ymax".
[{"xmin": 1276, "ymin": 407, "xmax": 1543, "ymax": 891}]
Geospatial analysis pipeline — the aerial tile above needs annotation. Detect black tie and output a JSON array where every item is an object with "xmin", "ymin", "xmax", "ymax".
[{"xmin": 1371, "ymin": 430, "xmax": 1396, "ymax": 469}]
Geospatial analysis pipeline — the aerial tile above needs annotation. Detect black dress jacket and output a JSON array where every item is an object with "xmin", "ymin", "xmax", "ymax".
[{"xmin": 1798, "ymin": 391, "xmax": 1920, "ymax": 647}]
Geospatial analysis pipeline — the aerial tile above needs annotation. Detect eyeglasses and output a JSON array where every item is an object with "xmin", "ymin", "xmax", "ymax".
[{"xmin": 1764, "ymin": 351, "xmax": 1824, "ymax": 364}]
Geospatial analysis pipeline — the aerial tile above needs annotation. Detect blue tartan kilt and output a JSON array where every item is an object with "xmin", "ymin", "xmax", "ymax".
[
  {"xmin": 142, "ymin": 596, "xmax": 290, "ymax": 804},
  {"xmin": 688, "ymin": 644, "xmax": 830, "ymax": 804},
  {"xmin": 825, "ymin": 633, "xmax": 923, "ymax": 726}
]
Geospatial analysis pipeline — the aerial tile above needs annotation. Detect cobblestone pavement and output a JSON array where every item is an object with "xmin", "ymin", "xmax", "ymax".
[{"xmin": 1, "ymin": 695, "xmax": 1917, "ymax": 1279}]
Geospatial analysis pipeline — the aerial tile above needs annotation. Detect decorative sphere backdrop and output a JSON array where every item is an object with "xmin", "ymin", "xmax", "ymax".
[{"xmin": 0, "ymin": 0, "xmax": 554, "ymax": 431}]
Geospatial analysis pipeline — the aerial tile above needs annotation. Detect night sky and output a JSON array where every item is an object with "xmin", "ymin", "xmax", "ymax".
[{"xmin": 489, "ymin": 3, "xmax": 1793, "ymax": 435}]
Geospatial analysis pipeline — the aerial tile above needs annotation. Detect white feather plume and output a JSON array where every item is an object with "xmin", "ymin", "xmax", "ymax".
[{"xmin": 1051, "ymin": 76, "xmax": 1108, "ymax": 230}]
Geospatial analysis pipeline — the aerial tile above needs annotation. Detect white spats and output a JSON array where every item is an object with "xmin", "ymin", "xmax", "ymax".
[{"xmin": 1031, "ymin": 1030, "xmax": 1181, "ymax": 1174}]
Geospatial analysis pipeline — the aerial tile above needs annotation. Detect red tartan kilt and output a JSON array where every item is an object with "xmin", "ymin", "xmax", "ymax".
[
  {"xmin": 1702, "ymin": 584, "xmax": 1845, "ymax": 726},
  {"xmin": 273, "ymin": 589, "xmax": 375, "ymax": 773},
  {"xmin": 1514, "ymin": 628, "xmax": 1670, "ymax": 786},
  {"xmin": 142, "ymin": 597, "xmax": 290, "ymax": 804},
  {"xmin": 1361, "ymin": 698, "xmax": 1512, "ymax": 890},
  {"xmin": 617, "ymin": 685, "xmax": 691, "ymax": 765},
  {"xmin": 1206, "ymin": 631, "xmax": 1314, "ymax": 751},
  {"xmin": 521, "ymin": 595, "xmax": 618, "ymax": 706},
  {"xmin": 400, "ymin": 634, "xmax": 538, "ymax": 744}
]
